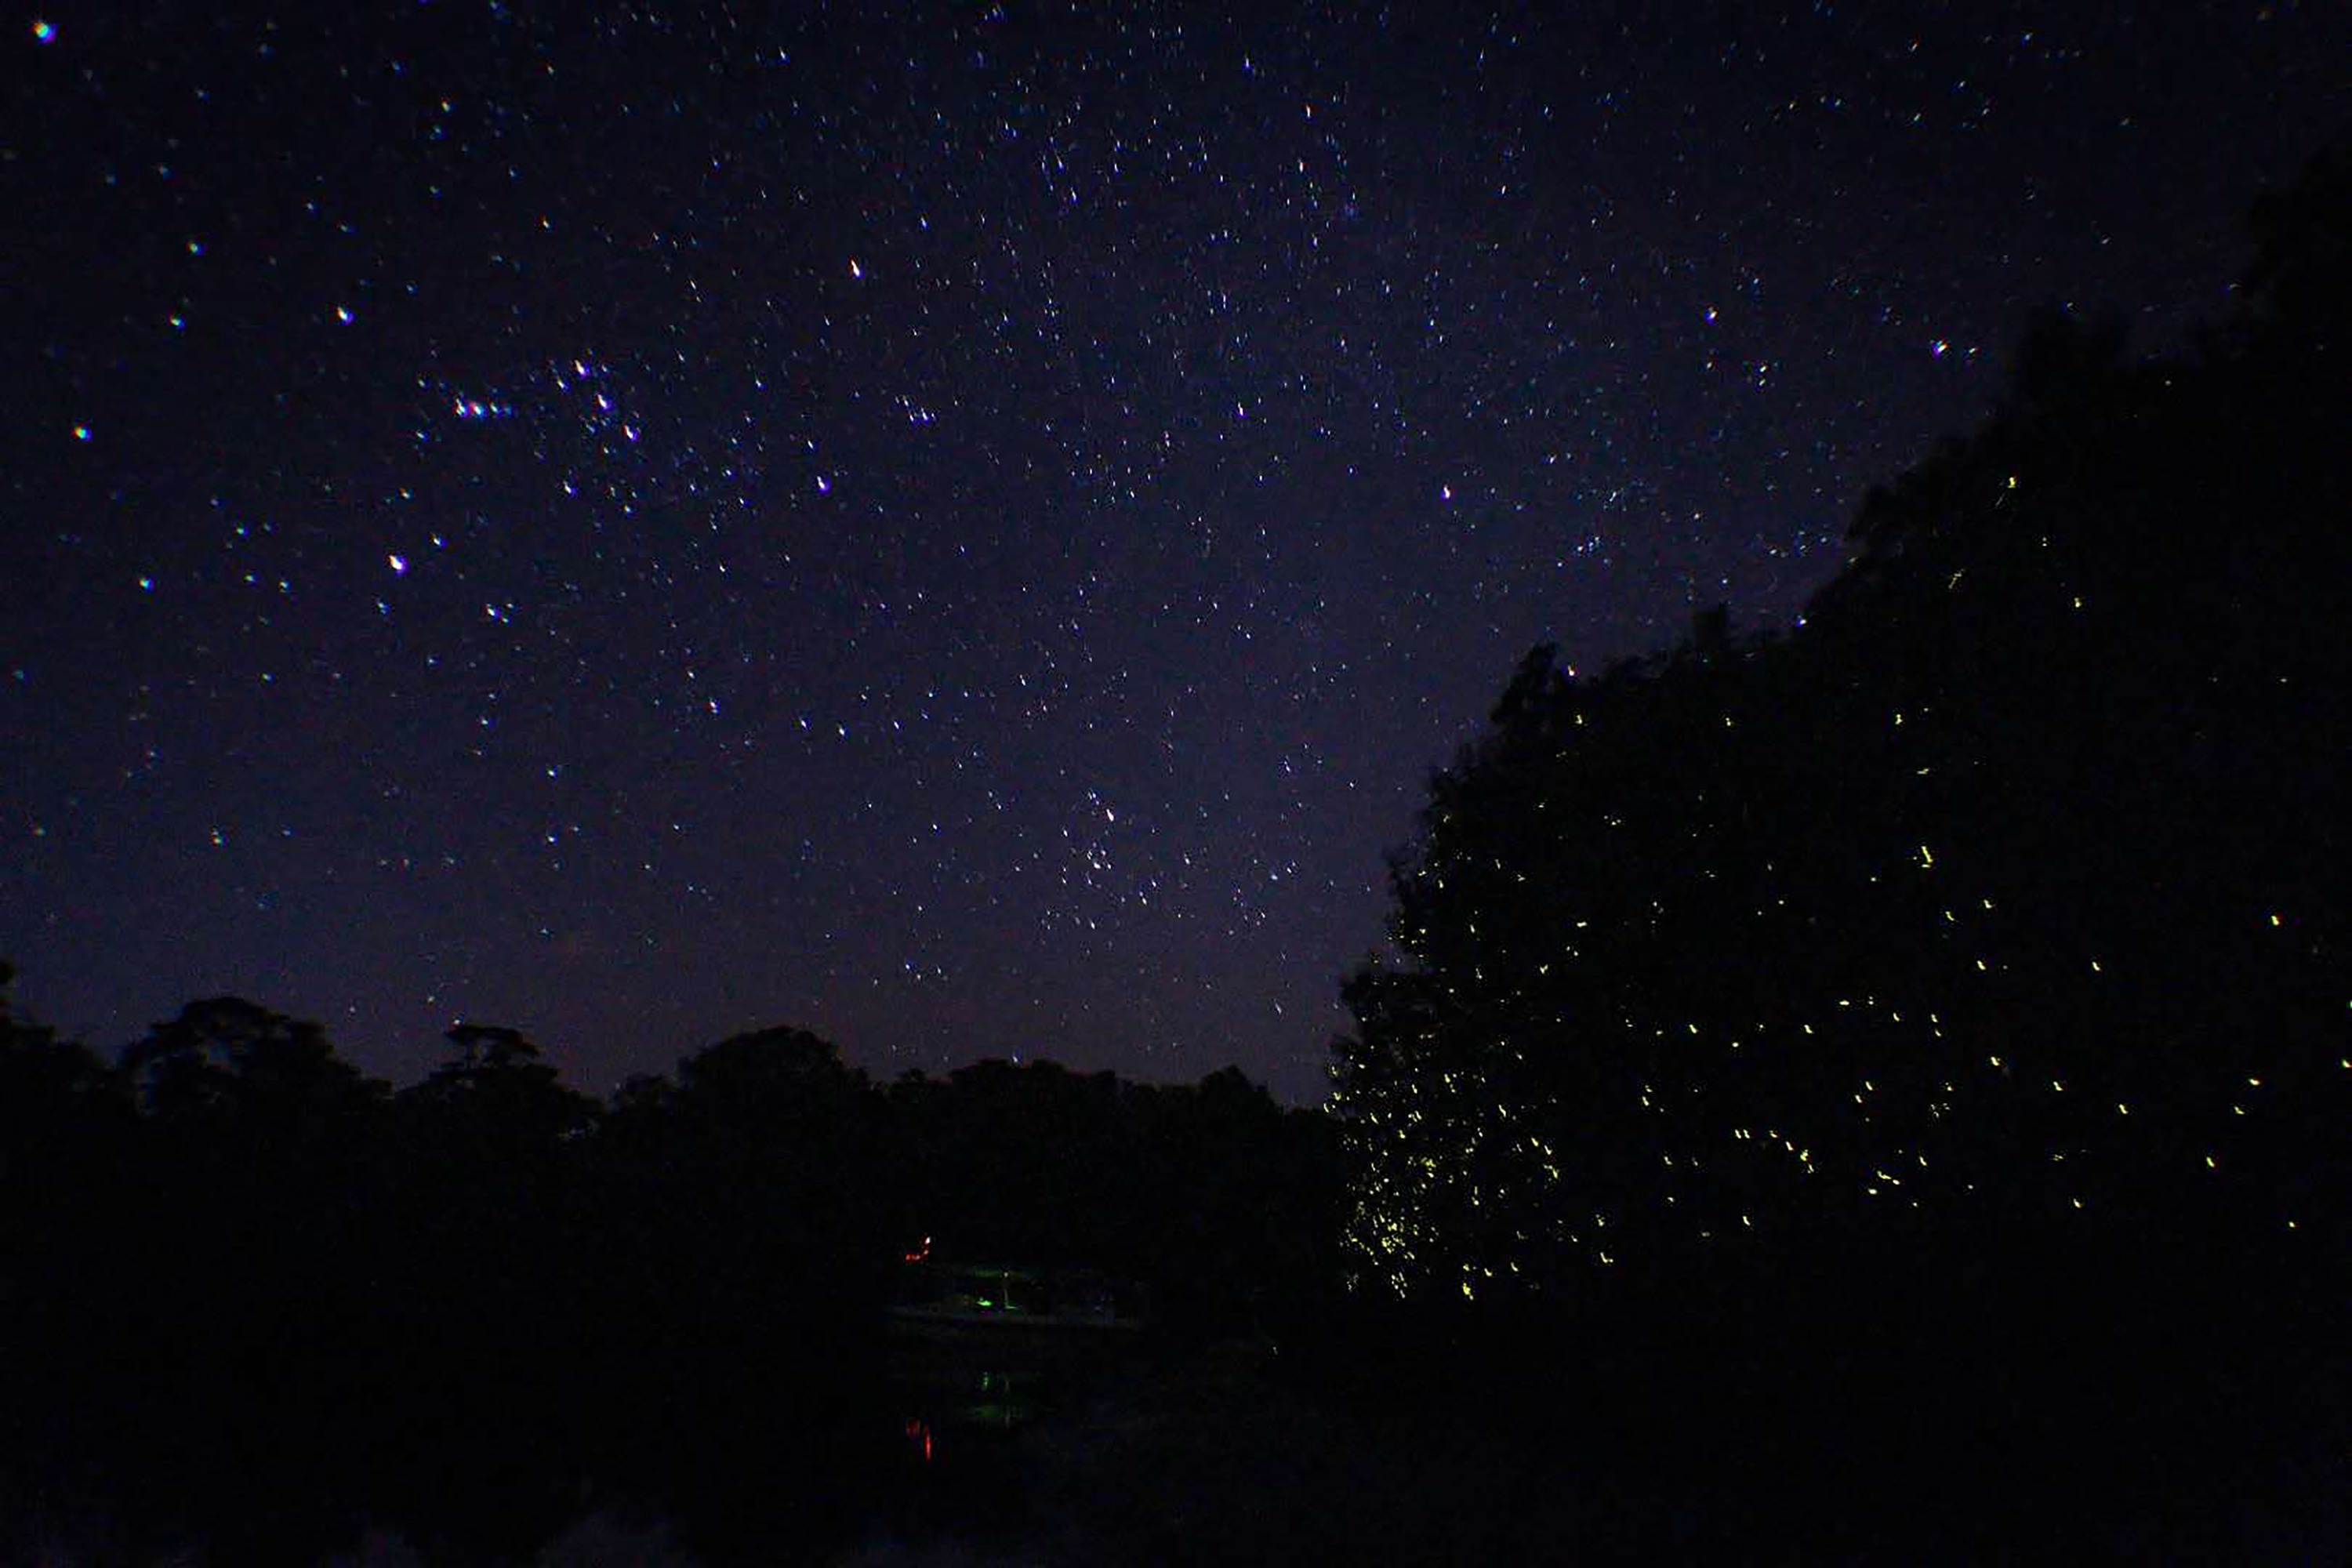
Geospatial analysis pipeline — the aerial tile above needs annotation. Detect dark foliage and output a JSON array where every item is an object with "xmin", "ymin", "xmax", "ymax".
[
  {"xmin": 1324, "ymin": 140, "xmax": 2352, "ymax": 1557},
  {"xmin": 1335, "ymin": 136, "xmax": 2351, "ymax": 1294},
  {"xmin": 0, "ymin": 961, "xmax": 1335, "ymax": 1563}
]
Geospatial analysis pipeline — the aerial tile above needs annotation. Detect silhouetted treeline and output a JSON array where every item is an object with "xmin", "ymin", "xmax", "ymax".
[
  {"xmin": 1323, "ymin": 143, "xmax": 2352, "ymax": 1558},
  {"xmin": 0, "ymin": 966, "xmax": 1338, "ymax": 1563}
]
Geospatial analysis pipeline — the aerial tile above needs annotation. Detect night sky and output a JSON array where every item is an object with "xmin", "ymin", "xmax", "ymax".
[{"xmin": 5, "ymin": 4, "xmax": 2344, "ymax": 1103}]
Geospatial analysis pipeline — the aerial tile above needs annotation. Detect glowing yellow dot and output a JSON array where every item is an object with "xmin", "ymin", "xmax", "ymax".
[{"xmin": 2270, "ymin": 913, "xmax": 2282, "ymax": 927}]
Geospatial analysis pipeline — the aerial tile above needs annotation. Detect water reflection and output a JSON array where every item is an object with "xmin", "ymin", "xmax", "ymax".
[{"xmin": 884, "ymin": 1259, "xmax": 1152, "ymax": 1500}]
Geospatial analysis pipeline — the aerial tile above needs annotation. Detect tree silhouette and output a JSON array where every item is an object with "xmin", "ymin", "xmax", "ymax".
[
  {"xmin": 70, "ymin": 997, "xmax": 395, "ymax": 1554},
  {"xmin": 1312, "ymin": 151, "xmax": 2352, "ymax": 1561},
  {"xmin": 365, "ymin": 1023, "xmax": 605, "ymax": 1557},
  {"xmin": 1332, "ymin": 144, "xmax": 2352, "ymax": 1298},
  {"xmin": 403, "ymin": 1020, "xmax": 600, "ymax": 1147},
  {"xmin": 122, "ymin": 994, "xmax": 383, "ymax": 1128},
  {"xmin": 0, "ymin": 964, "xmax": 143, "ymax": 1545},
  {"xmin": 2, "ymin": 948, "xmax": 1335, "ymax": 1559}
]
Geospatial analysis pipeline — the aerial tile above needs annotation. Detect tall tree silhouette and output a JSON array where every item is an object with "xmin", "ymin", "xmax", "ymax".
[
  {"xmin": 1332, "ymin": 147, "xmax": 2352, "ymax": 1298},
  {"xmin": 374, "ymin": 1023, "xmax": 602, "ymax": 1558},
  {"xmin": 0, "ymin": 966, "xmax": 142, "ymax": 1541},
  {"xmin": 97, "ymin": 998, "xmax": 395, "ymax": 1553}
]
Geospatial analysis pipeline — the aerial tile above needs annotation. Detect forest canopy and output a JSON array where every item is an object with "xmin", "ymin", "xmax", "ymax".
[{"xmin": 1330, "ymin": 142, "xmax": 2352, "ymax": 1300}]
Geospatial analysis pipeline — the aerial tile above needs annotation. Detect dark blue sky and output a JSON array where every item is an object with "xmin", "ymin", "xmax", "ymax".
[{"xmin": 5, "ymin": 2, "xmax": 2345, "ymax": 1102}]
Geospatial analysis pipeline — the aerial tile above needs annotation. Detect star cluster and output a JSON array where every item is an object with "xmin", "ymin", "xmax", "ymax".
[{"xmin": 5, "ymin": 2, "xmax": 2343, "ymax": 1100}]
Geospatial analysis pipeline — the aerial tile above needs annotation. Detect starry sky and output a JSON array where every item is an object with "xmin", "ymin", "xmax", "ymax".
[{"xmin": 5, "ymin": 3, "xmax": 2345, "ymax": 1102}]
